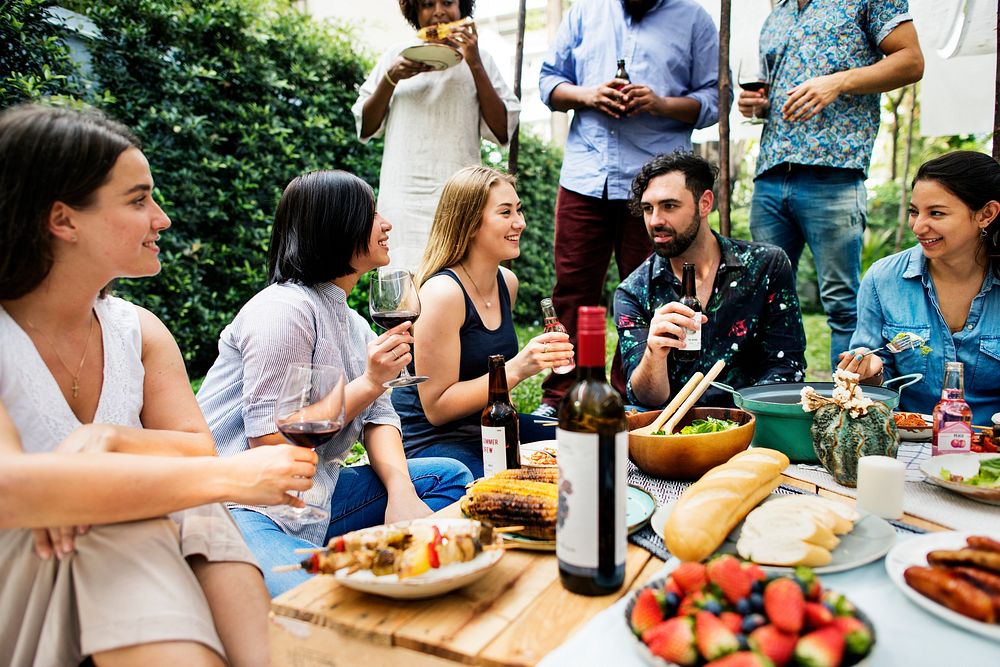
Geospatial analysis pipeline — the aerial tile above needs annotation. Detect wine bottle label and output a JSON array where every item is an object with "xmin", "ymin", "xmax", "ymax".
[
  {"xmin": 555, "ymin": 429, "xmax": 626, "ymax": 569},
  {"xmin": 682, "ymin": 320, "xmax": 701, "ymax": 351},
  {"xmin": 481, "ymin": 426, "xmax": 509, "ymax": 477},
  {"xmin": 935, "ymin": 422, "xmax": 972, "ymax": 454}
]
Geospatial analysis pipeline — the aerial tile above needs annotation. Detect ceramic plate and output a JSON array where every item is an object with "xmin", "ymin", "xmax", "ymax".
[
  {"xmin": 333, "ymin": 518, "xmax": 503, "ymax": 599},
  {"xmin": 624, "ymin": 563, "xmax": 877, "ymax": 667},
  {"xmin": 885, "ymin": 530, "xmax": 1000, "ymax": 642},
  {"xmin": 895, "ymin": 412, "xmax": 932, "ymax": 441},
  {"xmin": 650, "ymin": 496, "xmax": 896, "ymax": 574},
  {"xmin": 920, "ymin": 453, "xmax": 1000, "ymax": 505},
  {"xmin": 499, "ymin": 486, "xmax": 657, "ymax": 552},
  {"xmin": 520, "ymin": 440, "xmax": 558, "ymax": 467},
  {"xmin": 399, "ymin": 43, "xmax": 462, "ymax": 70}
]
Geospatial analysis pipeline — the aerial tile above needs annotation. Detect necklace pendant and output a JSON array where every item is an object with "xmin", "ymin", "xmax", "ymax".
[
  {"xmin": 71, "ymin": 379, "xmax": 80, "ymax": 399},
  {"xmin": 486, "ymin": 301, "xmax": 492, "ymax": 308}
]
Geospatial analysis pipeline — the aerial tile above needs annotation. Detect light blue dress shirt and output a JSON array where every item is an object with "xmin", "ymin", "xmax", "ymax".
[
  {"xmin": 849, "ymin": 246, "xmax": 1000, "ymax": 425},
  {"xmin": 539, "ymin": 0, "xmax": 722, "ymax": 199}
]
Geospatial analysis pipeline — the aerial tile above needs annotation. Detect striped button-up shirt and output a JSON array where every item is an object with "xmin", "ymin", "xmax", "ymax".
[{"xmin": 197, "ymin": 281, "xmax": 400, "ymax": 545}]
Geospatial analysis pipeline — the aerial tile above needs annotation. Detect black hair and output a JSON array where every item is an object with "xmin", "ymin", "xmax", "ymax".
[
  {"xmin": 268, "ymin": 170, "xmax": 376, "ymax": 285},
  {"xmin": 913, "ymin": 150, "xmax": 1000, "ymax": 278},
  {"xmin": 629, "ymin": 151, "xmax": 719, "ymax": 216},
  {"xmin": 398, "ymin": 0, "xmax": 476, "ymax": 29},
  {"xmin": 0, "ymin": 103, "xmax": 139, "ymax": 299}
]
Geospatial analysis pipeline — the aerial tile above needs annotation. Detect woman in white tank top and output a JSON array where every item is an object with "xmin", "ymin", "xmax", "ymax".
[{"xmin": 0, "ymin": 105, "xmax": 317, "ymax": 666}]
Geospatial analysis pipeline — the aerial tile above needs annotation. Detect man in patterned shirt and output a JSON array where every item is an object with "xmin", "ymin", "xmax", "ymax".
[
  {"xmin": 739, "ymin": 0, "xmax": 923, "ymax": 371},
  {"xmin": 614, "ymin": 152, "xmax": 807, "ymax": 409}
]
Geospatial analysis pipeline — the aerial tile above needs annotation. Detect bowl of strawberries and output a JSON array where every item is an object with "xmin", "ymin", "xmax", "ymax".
[{"xmin": 625, "ymin": 555, "xmax": 876, "ymax": 667}]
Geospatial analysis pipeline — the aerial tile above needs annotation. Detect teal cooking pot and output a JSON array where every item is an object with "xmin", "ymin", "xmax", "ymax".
[{"xmin": 710, "ymin": 374, "xmax": 922, "ymax": 463}]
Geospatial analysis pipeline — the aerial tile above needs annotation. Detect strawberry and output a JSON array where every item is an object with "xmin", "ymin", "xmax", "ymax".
[
  {"xmin": 748, "ymin": 624, "xmax": 797, "ymax": 667},
  {"xmin": 720, "ymin": 611, "xmax": 743, "ymax": 635},
  {"xmin": 804, "ymin": 602, "xmax": 834, "ymax": 629},
  {"xmin": 822, "ymin": 590, "xmax": 856, "ymax": 617},
  {"xmin": 643, "ymin": 617, "xmax": 697, "ymax": 667},
  {"xmin": 630, "ymin": 588, "xmax": 665, "ymax": 635},
  {"xmin": 831, "ymin": 615, "xmax": 873, "ymax": 656},
  {"xmin": 708, "ymin": 554, "xmax": 753, "ymax": 604},
  {"xmin": 673, "ymin": 561, "xmax": 709, "ymax": 595},
  {"xmin": 665, "ymin": 575, "xmax": 684, "ymax": 597},
  {"xmin": 794, "ymin": 566, "xmax": 822, "ymax": 601},
  {"xmin": 705, "ymin": 651, "xmax": 776, "ymax": 667},
  {"xmin": 764, "ymin": 578, "xmax": 805, "ymax": 634},
  {"xmin": 794, "ymin": 626, "xmax": 846, "ymax": 667},
  {"xmin": 695, "ymin": 611, "xmax": 740, "ymax": 661},
  {"xmin": 678, "ymin": 591, "xmax": 704, "ymax": 617},
  {"xmin": 742, "ymin": 561, "xmax": 768, "ymax": 583}
]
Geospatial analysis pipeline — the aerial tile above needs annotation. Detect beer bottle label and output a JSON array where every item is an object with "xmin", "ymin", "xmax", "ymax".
[
  {"xmin": 481, "ymin": 426, "xmax": 509, "ymax": 477},
  {"xmin": 682, "ymin": 320, "xmax": 702, "ymax": 351}
]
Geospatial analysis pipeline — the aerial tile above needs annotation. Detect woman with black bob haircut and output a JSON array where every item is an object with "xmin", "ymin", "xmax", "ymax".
[
  {"xmin": 840, "ymin": 150, "xmax": 1000, "ymax": 424},
  {"xmin": 197, "ymin": 170, "xmax": 473, "ymax": 597},
  {"xmin": 0, "ymin": 104, "xmax": 319, "ymax": 666}
]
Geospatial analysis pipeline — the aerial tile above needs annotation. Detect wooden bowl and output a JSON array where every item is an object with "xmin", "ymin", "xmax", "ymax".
[{"xmin": 627, "ymin": 407, "xmax": 756, "ymax": 480}]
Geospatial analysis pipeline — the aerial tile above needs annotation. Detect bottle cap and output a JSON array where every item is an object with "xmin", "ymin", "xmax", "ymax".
[
  {"xmin": 540, "ymin": 297, "xmax": 553, "ymax": 308},
  {"xmin": 577, "ymin": 306, "xmax": 606, "ymax": 334}
]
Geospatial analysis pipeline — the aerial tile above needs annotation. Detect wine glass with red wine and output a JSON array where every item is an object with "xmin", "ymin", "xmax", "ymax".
[
  {"xmin": 369, "ymin": 267, "xmax": 429, "ymax": 387},
  {"xmin": 738, "ymin": 57, "xmax": 770, "ymax": 125},
  {"xmin": 271, "ymin": 363, "xmax": 346, "ymax": 523}
]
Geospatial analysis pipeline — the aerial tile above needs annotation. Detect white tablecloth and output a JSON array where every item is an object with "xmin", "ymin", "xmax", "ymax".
[{"xmin": 539, "ymin": 535, "xmax": 999, "ymax": 666}]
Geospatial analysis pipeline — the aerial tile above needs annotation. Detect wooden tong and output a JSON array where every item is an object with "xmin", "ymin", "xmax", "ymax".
[{"xmin": 631, "ymin": 359, "xmax": 727, "ymax": 436}]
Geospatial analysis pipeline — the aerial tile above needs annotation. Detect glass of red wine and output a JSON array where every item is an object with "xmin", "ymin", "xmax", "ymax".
[
  {"xmin": 369, "ymin": 267, "xmax": 429, "ymax": 387},
  {"xmin": 272, "ymin": 363, "xmax": 346, "ymax": 523},
  {"xmin": 738, "ymin": 57, "xmax": 770, "ymax": 125}
]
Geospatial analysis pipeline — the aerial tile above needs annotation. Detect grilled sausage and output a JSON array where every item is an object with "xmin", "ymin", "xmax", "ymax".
[
  {"xmin": 953, "ymin": 566, "xmax": 1000, "ymax": 618},
  {"xmin": 926, "ymin": 548, "xmax": 1000, "ymax": 574},
  {"xmin": 904, "ymin": 566, "xmax": 995, "ymax": 624}
]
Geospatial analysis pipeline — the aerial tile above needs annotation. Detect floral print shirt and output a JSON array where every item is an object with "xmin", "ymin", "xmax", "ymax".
[
  {"xmin": 614, "ymin": 234, "xmax": 807, "ymax": 409},
  {"xmin": 755, "ymin": 0, "xmax": 912, "ymax": 176}
]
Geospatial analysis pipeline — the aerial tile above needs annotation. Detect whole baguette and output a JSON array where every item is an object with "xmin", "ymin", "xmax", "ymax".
[{"xmin": 664, "ymin": 448, "xmax": 789, "ymax": 562}]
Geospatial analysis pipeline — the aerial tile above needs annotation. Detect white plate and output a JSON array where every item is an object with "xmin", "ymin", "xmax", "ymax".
[
  {"xmin": 520, "ymin": 440, "xmax": 558, "ymax": 467},
  {"xmin": 885, "ymin": 530, "xmax": 1000, "ymax": 642},
  {"xmin": 399, "ymin": 43, "xmax": 462, "ymax": 70},
  {"xmin": 920, "ymin": 453, "xmax": 1000, "ymax": 505},
  {"xmin": 650, "ymin": 496, "xmax": 896, "ymax": 573},
  {"xmin": 333, "ymin": 518, "xmax": 503, "ymax": 599},
  {"xmin": 896, "ymin": 412, "xmax": 932, "ymax": 441}
]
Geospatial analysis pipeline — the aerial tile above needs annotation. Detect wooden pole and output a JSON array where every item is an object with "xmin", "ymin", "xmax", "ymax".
[
  {"xmin": 894, "ymin": 85, "xmax": 917, "ymax": 253},
  {"xmin": 507, "ymin": 0, "xmax": 527, "ymax": 175},
  {"xmin": 718, "ymin": 0, "xmax": 732, "ymax": 237}
]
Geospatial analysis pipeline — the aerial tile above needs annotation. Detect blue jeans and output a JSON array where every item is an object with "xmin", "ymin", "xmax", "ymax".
[
  {"xmin": 230, "ymin": 457, "xmax": 472, "ymax": 597},
  {"xmin": 750, "ymin": 165, "xmax": 866, "ymax": 370}
]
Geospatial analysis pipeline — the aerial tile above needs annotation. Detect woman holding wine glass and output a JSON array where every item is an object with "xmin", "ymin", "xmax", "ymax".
[
  {"xmin": 197, "ymin": 169, "xmax": 472, "ymax": 596},
  {"xmin": 392, "ymin": 166, "xmax": 574, "ymax": 477}
]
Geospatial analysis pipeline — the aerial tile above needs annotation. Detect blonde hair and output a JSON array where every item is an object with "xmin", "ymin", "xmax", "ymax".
[{"xmin": 415, "ymin": 166, "xmax": 517, "ymax": 287}]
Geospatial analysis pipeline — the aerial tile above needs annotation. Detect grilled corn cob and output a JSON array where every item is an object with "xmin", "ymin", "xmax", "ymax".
[
  {"xmin": 493, "ymin": 466, "xmax": 558, "ymax": 484},
  {"xmin": 461, "ymin": 476, "xmax": 558, "ymax": 540}
]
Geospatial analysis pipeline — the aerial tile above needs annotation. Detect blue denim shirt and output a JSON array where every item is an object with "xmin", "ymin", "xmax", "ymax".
[
  {"xmin": 850, "ymin": 246, "xmax": 1000, "ymax": 424},
  {"xmin": 756, "ymin": 0, "xmax": 911, "ymax": 176},
  {"xmin": 539, "ymin": 0, "xmax": 721, "ymax": 199}
]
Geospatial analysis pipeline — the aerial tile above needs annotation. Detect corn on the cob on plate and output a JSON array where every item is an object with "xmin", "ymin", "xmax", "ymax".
[{"xmin": 461, "ymin": 472, "xmax": 558, "ymax": 540}]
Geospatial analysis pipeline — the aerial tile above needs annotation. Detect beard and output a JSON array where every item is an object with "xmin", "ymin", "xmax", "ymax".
[
  {"xmin": 623, "ymin": 0, "xmax": 657, "ymax": 21},
  {"xmin": 649, "ymin": 212, "xmax": 701, "ymax": 258}
]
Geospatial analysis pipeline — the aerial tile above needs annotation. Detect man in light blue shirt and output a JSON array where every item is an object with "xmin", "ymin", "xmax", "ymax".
[{"xmin": 535, "ymin": 0, "xmax": 721, "ymax": 413}]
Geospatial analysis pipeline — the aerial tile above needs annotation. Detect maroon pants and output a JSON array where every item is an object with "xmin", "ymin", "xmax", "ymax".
[{"xmin": 541, "ymin": 186, "xmax": 653, "ymax": 405}]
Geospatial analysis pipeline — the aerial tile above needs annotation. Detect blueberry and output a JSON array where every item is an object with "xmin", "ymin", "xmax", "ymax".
[
  {"xmin": 741, "ymin": 613, "xmax": 766, "ymax": 633},
  {"xmin": 735, "ymin": 598, "xmax": 752, "ymax": 615},
  {"xmin": 750, "ymin": 592, "xmax": 764, "ymax": 612},
  {"xmin": 736, "ymin": 633, "xmax": 749, "ymax": 650},
  {"xmin": 751, "ymin": 579, "xmax": 764, "ymax": 594},
  {"xmin": 703, "ymin": 598, "xmax": 723, "ymax": 615},
  {"xmin": 665, "ymin": 591, "xmax": 680, "ymax": 608}
]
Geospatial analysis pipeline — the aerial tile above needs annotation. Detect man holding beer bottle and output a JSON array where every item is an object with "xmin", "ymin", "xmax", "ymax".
[{"xmin": 614, "ymin": 153, "xmax": 808, "ymax": 409}]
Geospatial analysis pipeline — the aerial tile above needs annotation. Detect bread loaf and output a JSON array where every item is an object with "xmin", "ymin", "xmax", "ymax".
[{"xmin": 663, "ymin": 448, "xmax": 789, "ymax": 562}]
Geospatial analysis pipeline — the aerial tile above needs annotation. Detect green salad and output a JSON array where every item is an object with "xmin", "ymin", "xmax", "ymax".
[
  {"xmin": 653, "ymin": 417, "xmax": 739, "ymax": 436},
  {"xmin": 940, "ymin": 457, "xmax": 1000, "ymax": 488}
]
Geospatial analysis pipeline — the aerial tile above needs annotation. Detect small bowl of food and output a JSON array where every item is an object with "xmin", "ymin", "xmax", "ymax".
[
  {"xmin": 627, "ymin": 407, "xmax": 755, "ymax": 480},
  {"xmin": 894, "ymin": 411, "xmax": 932, "ymax": 441},
  {"xmin": 520, "ymin": 440, "xmax": 558, "ymax": 467}
]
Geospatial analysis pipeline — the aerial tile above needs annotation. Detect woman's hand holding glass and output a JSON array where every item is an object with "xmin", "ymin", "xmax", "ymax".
[
  {"xmin": 509, "ymin": 332, "xmax": 574, "ymax": 382},
  {"xmin": 369, "ymin": 268, "xmax": 429, "ymax": 387},
  {"xmin": 364, "ymin": 321, "xmax": 415, "ymax": 388}
]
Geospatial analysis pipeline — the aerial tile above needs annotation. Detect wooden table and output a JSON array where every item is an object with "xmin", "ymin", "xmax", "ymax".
[{"xmin": 270, "ymin": 503, "xmax": 662, "ymax": 667}]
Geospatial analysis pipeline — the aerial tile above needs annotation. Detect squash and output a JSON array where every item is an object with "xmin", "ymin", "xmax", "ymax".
[{"xmin": 810, "ymin": 401, "xmax": 899, "ymax": 487}]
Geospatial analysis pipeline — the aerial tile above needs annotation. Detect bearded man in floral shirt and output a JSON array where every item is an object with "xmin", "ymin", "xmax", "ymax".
[{"xmin": 614, "ymin": 153, "xmax": 807, "ymax": 409}]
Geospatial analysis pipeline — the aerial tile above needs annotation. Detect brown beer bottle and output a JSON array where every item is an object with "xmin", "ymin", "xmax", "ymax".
[
  {"xmin": 481, "ymin": 355, "xmax": 520, "ymax": 477},
  {"xmin": 675, "ymin": 263, "xmax": 702, "ymax": 362},
  {"xmin": 615, "ymin": 59, "xmax": 630, "ymax": 83}
]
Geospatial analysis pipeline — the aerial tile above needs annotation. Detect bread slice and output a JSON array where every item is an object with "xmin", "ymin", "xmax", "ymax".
[
  {"xmin": 764, "ymin": 495, "xmax": 857, "ymax": 534},
  {"xmin": 742, "ymin": 506, "xmax": 841, "ymax": 551},
  {"xmin": 736, "ymin": 535, "xmax": 833, "ymax": 568}
]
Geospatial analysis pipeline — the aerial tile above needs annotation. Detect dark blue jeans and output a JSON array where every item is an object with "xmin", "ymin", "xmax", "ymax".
[{"xmin": 750, "ymin": 165, "xmax": 866, "ymax": 370}]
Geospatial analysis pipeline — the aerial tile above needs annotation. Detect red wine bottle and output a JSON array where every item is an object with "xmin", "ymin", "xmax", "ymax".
[
  {"xmin": 675, "ymin": 263, "xmax": 702, "ymax": 362},
  {"xmin": 541, "ymin": 298, "xmax": 575, "ymax": 375},
  {"xmin": 372, "ymin": 310, "xmax": 419, "ymax": 331},
  {"xmin": 481, "ymin": 355, "xmax": 520, "ymax": 477},
  {"xmin": 556, "ymin": 306, "xmax": 627, "ymax": 595}
]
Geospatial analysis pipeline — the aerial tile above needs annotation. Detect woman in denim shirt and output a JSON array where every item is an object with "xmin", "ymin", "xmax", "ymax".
[{"xmin": 839, "ymin": 151, "xmax": 1000, "ymax": 424}]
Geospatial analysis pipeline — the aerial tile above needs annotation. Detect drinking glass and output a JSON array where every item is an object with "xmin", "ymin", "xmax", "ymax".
[
  {"xmin": 271, "ymin": 363, "xmax": 346, "ymax": 523},
  {"xmin": 738, "ymin": 57, "xmax": 771, "ymax": 125},
  {"xmin": 369, "ymin": 267, "xmax": 429, "ymax": 387}
]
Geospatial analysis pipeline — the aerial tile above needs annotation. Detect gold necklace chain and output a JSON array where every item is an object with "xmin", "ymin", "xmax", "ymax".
[
  {"xmin": 25, "ymin": 310, "xmax": 96, "ymax": 399},
  {"xmin": 459, "ymin": 262, "xmax": 495, "ymax": 308}
]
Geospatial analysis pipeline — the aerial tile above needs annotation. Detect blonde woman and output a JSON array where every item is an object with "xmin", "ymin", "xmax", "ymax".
[{"xmin": 391, "ymin": 166, "xmax": 574, "ymax": 477}]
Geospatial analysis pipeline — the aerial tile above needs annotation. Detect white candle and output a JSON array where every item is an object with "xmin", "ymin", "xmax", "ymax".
[{"xmin": 856, "ymin": 455, "xmax": 905, "ymax": 520}]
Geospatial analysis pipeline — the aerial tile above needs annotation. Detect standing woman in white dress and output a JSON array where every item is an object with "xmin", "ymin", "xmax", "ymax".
[{"xmin": 352, "ymin": 0, "xmax": 520, "ymax": 270}]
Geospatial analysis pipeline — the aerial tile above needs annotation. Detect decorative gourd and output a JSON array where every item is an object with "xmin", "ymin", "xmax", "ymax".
[{"xmin": 810, "ymin": 401, "xmax": 899, "ymax": 487}]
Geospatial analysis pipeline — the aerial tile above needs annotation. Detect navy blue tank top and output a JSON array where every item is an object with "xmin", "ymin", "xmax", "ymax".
[{"xmin": 393, "ymin": 269, "xmax": 519, "ymax": 455}]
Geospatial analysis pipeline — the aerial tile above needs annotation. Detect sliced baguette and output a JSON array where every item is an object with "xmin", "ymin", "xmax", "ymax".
[
  {"xmin": 741, "ymin": 506, "xmax": 841, "ymax": 551},
  {"xmin": 764, "ymin": 495, "xmax": 858, "ymax": 534},
  {"xmin": 736, "ymin": 534, "xmax": 833, "ymax": 568}
]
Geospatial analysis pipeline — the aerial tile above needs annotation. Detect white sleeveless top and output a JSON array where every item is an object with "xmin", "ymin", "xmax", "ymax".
[{"xmin": 0, "ymin": 296, "xmax": 144, "ymax": 450}]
